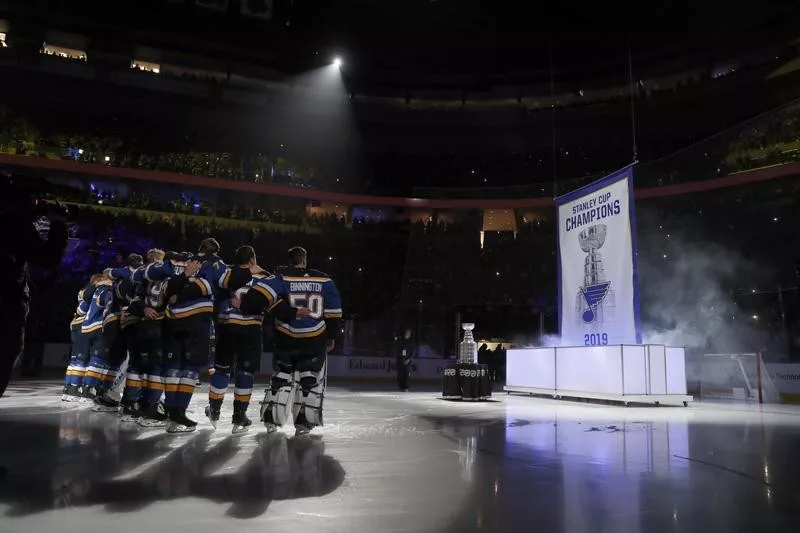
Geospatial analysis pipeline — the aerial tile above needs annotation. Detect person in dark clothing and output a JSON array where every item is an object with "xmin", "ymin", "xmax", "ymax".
[
  {"xmin": 490, "ymin": 344, "xmax": 505, "ymax": 382},
  {"xmin": 478, "ymin": 343, "xmax": 489, "ymax": 366},
  {"xmin": 0, "ymin": 176, "xmax": 68, "ymax": 398},
  {"xmin": 396, "ymin": 328, "xmax": 414, "ymax": 391}
]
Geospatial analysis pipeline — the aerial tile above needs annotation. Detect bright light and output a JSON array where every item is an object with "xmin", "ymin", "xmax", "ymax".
[
  {"xmin": 332, "ymin": 57, "xmax": 342, "ymax": 68},
  {"xmin": 104, "ymin": 156, "xmax": 110, "ymax": 162}
]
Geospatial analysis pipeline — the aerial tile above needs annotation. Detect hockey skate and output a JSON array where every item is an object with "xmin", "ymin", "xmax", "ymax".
[
  {"xmin": 61, "ymin": 385, "xmax": 82, "ymax": 402},
  {"xmin": 166, "ymin": 409, "xmax": 197, "ymax": 434},
  {"xmin": 205, "ymin": 405, "xmax": 220, "ymax": 429},
  {"xmin": 260, "ymin": 406, "xmax": 280, "ymax": 433},
  {"xmin": 120, "ymin": 400, "xmax": 141, "ymax": 423},
  {"xmin": 293, "ymin": 412, "xmax": 315, "ymax": 437},
  {"xmin": 294, "ymin": 421, "xmax": 315, "ymax": 437},
  {"xmin": 138, "ymin": 402, "xmax": 168, "ymax": 428},
  {"xmin": 92, "ymin": 393, "xmax": 120, "ymax": 413},
  {"xmin": 260, "ymin": 396, "xmax": 276, "ymax": 433},
  {"xmin": 231, "ymin": 411, "xmax": 252, "ymax": 435},
  {"xmin": 78, "ymin": 386, "xmax": 97, "ymax": 403}
]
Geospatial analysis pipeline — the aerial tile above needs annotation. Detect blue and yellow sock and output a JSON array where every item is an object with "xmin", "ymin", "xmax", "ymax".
[
  {"xmin": 208, "ymin": 364, "xmax": 230, "ymax": 412},
  {"xmin": 233, "ymin": 371, "xmax": 254, "ymax": 413},
  {"xmin": 174, "ymin": 368, "xmax": 199, "ymax": 410}
]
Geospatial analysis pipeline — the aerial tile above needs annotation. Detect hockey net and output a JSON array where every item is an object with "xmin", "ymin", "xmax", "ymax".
[{"xmin": 687, "ymin": 353, "xmax": 781, "ymax": 403}]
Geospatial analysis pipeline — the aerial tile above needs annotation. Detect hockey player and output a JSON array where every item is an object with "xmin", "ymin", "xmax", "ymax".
[
  {"xmin": 205, "ymin": 246, "xmax": 308, "ymax": 434},
  {"xmin": 125, "ymin": 248, "xmax": 172, "ymax": 427},
  {"xmin": 79, "ymin": 272, "xmax": 114, "ymax": 401},
  {"xmin": 91, "ymin": 254, "xmax": 143, "ymax": 412},
  {"xmin": 147, "ymin": 238, "xmax": 226, "ymax": 433},
  {"xmin": 61, "ymin": 277, "xmax": 98, "ymax": 401},
  {"xmin": 236, "ymin": 246, "xmax": 341, "ymax": 436}
]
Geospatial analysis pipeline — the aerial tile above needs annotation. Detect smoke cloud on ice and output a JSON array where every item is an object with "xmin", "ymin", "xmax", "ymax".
[{"xmin": 637, "ymin": 226, "xmax": 776, "ymax": 356}]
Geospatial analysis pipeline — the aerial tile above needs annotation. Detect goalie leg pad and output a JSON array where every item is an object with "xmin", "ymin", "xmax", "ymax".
[
  {"xmin": 294, "ymin": 355, "xmax": 327, "ymax": 428},
  {"xmin": 261, "ymin": 371, "xmax": 295, "ymax": 427}
]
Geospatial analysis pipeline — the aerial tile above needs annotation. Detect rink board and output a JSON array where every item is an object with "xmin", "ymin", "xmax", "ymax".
[
  {"xmin": 503, "ymin": 386, "xmax": 692, "ymax": 406},
  {"xmin": 35, "ymin": 344, "xmax": 451, "ymax": 382},
  {"xmin": 505, "ymin": 345, "xmax": 692, "ymax": 406}
]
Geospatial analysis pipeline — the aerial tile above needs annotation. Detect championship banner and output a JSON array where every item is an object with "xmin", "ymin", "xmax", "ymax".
[{"xmin": 556, "ymin": 165, "xmax": 641, "ymax": 346}]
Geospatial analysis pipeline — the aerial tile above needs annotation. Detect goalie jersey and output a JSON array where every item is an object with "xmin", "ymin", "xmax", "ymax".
[{"xmin": 240, "ymin": 266, "xmax": 342, "ymax": 351}]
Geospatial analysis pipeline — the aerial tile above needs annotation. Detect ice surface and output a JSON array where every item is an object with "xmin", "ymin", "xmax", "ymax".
[{"xmin": 2, "ymin": 381, "xmax": 800, "ymax": 532}]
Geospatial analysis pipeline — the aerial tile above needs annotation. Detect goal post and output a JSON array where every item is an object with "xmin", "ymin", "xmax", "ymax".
[{"xmin": 687, "ymin": 353, "xmax": 781, "ymax": 403}]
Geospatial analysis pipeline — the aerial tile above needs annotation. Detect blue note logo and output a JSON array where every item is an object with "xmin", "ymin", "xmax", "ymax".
[{"xmin": 579, "ymin": 281, "xmax": 611, "ymax": 323}]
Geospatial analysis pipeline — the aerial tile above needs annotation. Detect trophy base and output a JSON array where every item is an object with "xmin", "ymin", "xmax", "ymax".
[{"xmin": 441, "ymin": 363, "xmax": 493, "ymax": 401}]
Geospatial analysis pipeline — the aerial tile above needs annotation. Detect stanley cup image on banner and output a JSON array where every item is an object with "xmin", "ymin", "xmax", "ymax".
[{"xmin": 575, "ymin": 224, "xmax": 616, "ymax": 328}]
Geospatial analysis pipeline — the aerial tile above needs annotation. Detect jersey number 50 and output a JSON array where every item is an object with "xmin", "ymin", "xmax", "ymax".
[{"xmin": 289, "ymin": 293, "xmax": 324, "ymax": 319}]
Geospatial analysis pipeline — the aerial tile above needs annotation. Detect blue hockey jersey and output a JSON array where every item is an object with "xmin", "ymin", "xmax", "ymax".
[
  {"xmin": 126, "ymin": 265, "xmax": 168, "ymax": 321},
  {"xmin": 70, "ymin": 283, "xmax": 94, "ymax": 329},
  {"xmin": 106, "ymin": 265, "xmax": 138, "ymax": 283},
  {"xmin": 139, "ymin": 253, "xmax": 190, "ymax": 283},
  {"xmin": 216, "ymin": 267, "xmax": 269, "ymax": 327},
  {"xmin": 145, "ymin": 254, "xmax": 227, "ymax": 320},
  {"xmin": 103, "ymin": 276, "xmax": 136, "ymax": 328},
  {"xmin": 82, "ymin": 284, "xmax": 111, "ymax": 334},
  {"xmin": 217, "ymin": 267, "xmax": 297, "ymax": 327},
  {"xmin": 276, "ymin": 269, "xmax": 342, "ymax": 340}
]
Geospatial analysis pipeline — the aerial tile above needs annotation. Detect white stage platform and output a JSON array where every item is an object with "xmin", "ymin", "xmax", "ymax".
[{"xmin": 504, "ymin": 345, "xmax": 693, "ymax": 406}]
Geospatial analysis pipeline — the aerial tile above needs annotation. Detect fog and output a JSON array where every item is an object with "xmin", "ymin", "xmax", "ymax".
[{"xmin": 636, "ymin": 215, "xmax": 782, "ymax": 359}]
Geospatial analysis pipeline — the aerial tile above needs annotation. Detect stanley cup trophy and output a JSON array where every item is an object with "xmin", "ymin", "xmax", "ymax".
[
  {"xmin": 459, "ymin": 323, "xmax": 477, "ymax": 364},
  {"xmin": 461, "ymin": 323, "xmax": 491, "ymax": 400},
  {"xmin": 576, "ymin": 224, "xmax": 616, "ymax": 329},
  {"xmin": 443, "ymin": 323, "xmax": 490, "ymax": 401}
]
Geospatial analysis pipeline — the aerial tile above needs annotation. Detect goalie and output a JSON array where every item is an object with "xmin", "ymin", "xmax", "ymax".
[{"xmin": 233, "ymin": 246, "xmax": 341, "ymax": 436}]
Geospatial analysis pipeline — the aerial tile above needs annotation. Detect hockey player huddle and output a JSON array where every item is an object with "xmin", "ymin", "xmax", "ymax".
[{"xmin": 61, "ymin": 239, "xmax": 342, "ymax": 437}]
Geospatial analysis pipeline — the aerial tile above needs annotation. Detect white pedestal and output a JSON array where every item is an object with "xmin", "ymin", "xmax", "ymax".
[{"xmin": 504, "ymin": 345, "xmax": 692, "ymax": 406}]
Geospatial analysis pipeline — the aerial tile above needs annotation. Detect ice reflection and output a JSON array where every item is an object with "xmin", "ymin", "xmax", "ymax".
[{"xmin": 505, "ymin": 417, "xmax": 689, "ymax": 476}]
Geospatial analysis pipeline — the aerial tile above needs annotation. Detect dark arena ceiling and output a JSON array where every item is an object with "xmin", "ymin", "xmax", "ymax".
[
  {"xmin": 295, "ymin": 0, "xmax": 800, "ymax": 86},
  {"xmin": 3, "ymin": 0, "xmax": 800, "ymax": 89}
]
